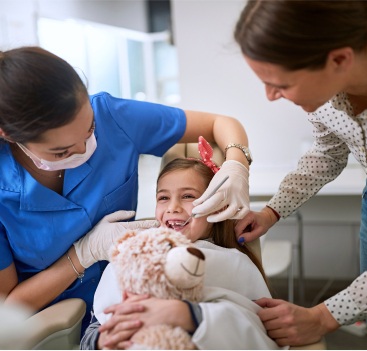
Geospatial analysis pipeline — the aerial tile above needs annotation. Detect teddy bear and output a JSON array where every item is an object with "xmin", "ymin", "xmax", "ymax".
[{"xmin": 109, "ymin": 227, "xmax": 206, "ymax": 350}]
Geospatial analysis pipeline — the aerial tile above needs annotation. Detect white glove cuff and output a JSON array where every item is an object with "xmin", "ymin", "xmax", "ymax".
[{"xmin": 221, "ymin": 159, "xmax": 249, "ymax": 175}]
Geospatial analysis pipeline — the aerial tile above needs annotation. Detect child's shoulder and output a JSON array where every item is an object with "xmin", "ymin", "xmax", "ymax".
[{"xmin": 194, "ymin": 239, "xmax": 243, "ymax": 255}]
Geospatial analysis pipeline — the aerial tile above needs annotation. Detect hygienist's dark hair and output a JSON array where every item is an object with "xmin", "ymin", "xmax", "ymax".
[
  {"xmin": 0, "ymin": 46, "xmax": 88, "ymax": 144},
  {"xmin": 234, "ymin": 0, "xmax": 367, "ymax": 71},
  {"xmin": 157, "ymin": 157, "xmax": 268, "ymax": 285}
]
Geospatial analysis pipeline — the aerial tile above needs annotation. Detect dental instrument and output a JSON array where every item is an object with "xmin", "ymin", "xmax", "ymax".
[{"xmin": 180, "ymin": 175, "xmax": 230, "ymax": 226}]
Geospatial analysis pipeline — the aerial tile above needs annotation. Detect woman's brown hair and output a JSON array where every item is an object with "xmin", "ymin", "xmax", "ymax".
[
  {"xmin": 0, "ymin": 46, "xmax": 88, "ymax": 144},
  {"xmin": 234, "ymin": 0, "xmax": 367, "ymax": 71},
  {"xmin": 157, "ymin": 158, "xmax": 268, "ymax": 285}
]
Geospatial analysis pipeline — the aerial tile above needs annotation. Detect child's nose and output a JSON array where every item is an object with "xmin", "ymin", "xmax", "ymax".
[{"xmin": 166, "ymin": 200, "xmax": 182, "ymax": 213}]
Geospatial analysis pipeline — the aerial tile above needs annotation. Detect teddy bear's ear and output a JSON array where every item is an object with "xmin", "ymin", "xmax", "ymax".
[{"xmin": 164, "ymin": 246, "xmax": 206, "ymax": 289}]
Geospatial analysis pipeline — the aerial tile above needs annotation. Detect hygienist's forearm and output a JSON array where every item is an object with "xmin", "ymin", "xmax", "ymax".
[
  {"xmin": 180, "ymin": 111, "xmax": 249, "ymax": 167},
  {"xmin": 213, "ymin": 116, "xmax": 250, "ymax": 166},
  {"xmin": 5, "ymin": 246, "xmax": 83, "ymax": 311}
]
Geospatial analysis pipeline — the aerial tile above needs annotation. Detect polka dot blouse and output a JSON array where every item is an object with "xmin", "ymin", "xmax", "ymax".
[
  {"xmin": 325, "ymin": 271, "xmax": 367, "ymax": 325},
  {"xmin": 266, "ymin": 93, "xmax": 367, "ymax": 326},
  {"xmin": 268, "ymin": 93, "xmax": 367, "ymax": 218}
]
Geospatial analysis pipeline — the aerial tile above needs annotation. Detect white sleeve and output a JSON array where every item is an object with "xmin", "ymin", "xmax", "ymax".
[
  {"xmin": 93, "ymin": 263, "xmax": 122, "ymax": 324},
  {"xmin": 195, "ymin": 241, "xmax": 272, "ymax": 299},
  {"xmin": 192, "ymin": 287, "xmax": 286, "ymax": 350}
]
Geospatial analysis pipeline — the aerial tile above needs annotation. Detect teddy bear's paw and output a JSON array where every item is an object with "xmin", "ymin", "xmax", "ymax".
[{"xmin": 130, "ymin": 324, "xmax": 197, "ymax": 350}]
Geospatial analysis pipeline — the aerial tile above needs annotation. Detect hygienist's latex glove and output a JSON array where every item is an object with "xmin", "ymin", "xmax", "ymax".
[
  {"xmin": 192, "ymin": 160, "xmax": 250, "ymax": 222},
  {"xmin": 74, "ymin": 211, "xmax": 159, "ymax": 268}
]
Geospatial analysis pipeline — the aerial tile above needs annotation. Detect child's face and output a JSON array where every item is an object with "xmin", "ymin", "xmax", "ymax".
[{"xmin": 156, "ymin": 168, "xmax": 213, "ymax": 242}]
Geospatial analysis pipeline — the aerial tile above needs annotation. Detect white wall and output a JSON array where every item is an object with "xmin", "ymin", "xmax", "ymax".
[
  {"xmin": 36, "ymin": 0, "xmax": 148, "ymax": 30},
  {"xmin": 171, "ymin": 0, "xmax": 313, "ymax": 172},
  {"xmin": 171, "ymin": 0, "xmax": 362, "ymax": 280},
  {"xmin": 0, "ymin": 0, "xmax": 148, "ymax": 49},
  {"xmin": 0, "ymin": 0, "xmax": 37, "ymax": 48}
]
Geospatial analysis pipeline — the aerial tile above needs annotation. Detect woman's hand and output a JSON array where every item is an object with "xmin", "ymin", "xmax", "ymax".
[
  {"xmin": 255, "ymin": 298, "xmax": 340, "ymax": 346},
  {"xmin": 235, "ymin": 207, "xmax": 278, "ymax": 243},
  {"xmin": 192, "ymin": 160, "xmax": 250, "ymax": 222},
  {"xmin": 73, "ymin": 211, "xmax": 159, "ymax": 268}
]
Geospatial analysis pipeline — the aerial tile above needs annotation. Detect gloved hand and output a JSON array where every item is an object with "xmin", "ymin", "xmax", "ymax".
[
  {"xmin": 192, "ymin": 160, "xmax": 250, "ymax": 222},
  {"xmin": 74, "ymin": 210, "xmax": 160, "ymax": 268}
]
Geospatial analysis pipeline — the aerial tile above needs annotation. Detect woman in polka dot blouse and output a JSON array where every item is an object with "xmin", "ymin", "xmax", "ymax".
[{"xmin": 233, "ymin": 0, "xmax": 367, "ymax": 347}]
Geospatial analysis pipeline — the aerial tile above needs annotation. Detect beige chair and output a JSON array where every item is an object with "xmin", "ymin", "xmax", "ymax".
[
  {"xmin": 26, "ymin": 298, "xmax": 86, "ymax": 350},
  {"xmin": 5, "ymin": 298, "xmax": 86, "ymax": 350}
]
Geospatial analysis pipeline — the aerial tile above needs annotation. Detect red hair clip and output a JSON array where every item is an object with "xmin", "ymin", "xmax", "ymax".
[{"xmin": 195, "ymin": 136, "xmax": 220, "ymax": 174}]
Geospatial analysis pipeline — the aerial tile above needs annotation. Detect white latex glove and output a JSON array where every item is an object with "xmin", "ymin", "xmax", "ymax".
[
  {"xmin": 192, "ymin": 160, "xmax": 250, "ymax": 222},
  {"xmin": 74, "ymin": 210, "xmax": 159, "ymax": 268}
]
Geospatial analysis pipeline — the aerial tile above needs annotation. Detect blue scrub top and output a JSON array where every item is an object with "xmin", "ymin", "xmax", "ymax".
[{"xmin": 0, "ymin": 92, "xmax": 186, "ymax": 331}]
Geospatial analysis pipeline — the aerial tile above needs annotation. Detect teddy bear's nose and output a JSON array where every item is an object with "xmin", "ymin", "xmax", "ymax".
[
  {"xmin": 187, "ymin": 247, "xmax": 205, "ymax": 260},
  {"xmin": 164, "ymin": 246, "xmax": 206, "ymax": 289}
]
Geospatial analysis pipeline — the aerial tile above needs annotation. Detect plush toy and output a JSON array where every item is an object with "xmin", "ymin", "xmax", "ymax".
[{"xmin": 110, "ymin": 227, "xmax": 206, "ymax": 350}]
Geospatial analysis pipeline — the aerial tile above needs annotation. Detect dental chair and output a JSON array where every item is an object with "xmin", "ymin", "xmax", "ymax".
[
  {"xmin": 21, "ymin": 298, "xmax": 86, "ymax": 350},
  {"xmin": 14, "ymin": 142, "xmax": 325, "ymax": 350}
]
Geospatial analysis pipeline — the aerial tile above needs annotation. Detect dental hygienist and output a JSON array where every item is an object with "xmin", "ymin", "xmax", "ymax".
[{"xmin": 0, "ymin": 46, "xmax": 251, "ymax": 336}]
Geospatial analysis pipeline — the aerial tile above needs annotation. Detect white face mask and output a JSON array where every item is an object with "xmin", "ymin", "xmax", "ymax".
[{"xmin": 17, "ymin": 132, "xmax": 97, "ymax": 171}]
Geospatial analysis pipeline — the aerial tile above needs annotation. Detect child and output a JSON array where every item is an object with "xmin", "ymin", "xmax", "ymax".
[
  {"xmin": 156, "ymin": 156, "xmax": 266, "ymax": 283},
  {"xmin": 82, "ymin": 141, "xmax": 282, "ymax": 350}
]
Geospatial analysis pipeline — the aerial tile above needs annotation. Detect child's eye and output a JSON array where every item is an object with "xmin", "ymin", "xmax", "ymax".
[
  {"xmin": 157, "ymin": 195, "xmax": 169, "ymax": 201},
  {"xmin": 54, "ymin": 151, "xmax": 69, "ymax": 159},
  {"xmin": 182, "ymin": 194, "xmax": 196, "ymax": 200}
]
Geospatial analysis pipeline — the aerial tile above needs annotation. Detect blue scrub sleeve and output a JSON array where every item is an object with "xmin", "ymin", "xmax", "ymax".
[
  {"xmin": 93, "ymin": 93, "xmax": 186, "ymax": 157},
  {"xmin": 0, "ymin": 223, "xmax": 13, "ymax": 269}
]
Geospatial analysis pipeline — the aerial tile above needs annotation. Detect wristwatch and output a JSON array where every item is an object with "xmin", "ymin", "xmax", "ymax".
[{"xmin": 224, "ymin": 143, "xmax": 253, "ymax": 166}]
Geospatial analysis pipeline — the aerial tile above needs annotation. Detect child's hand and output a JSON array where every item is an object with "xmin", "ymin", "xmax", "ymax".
[
  {"xmin": 99, "ymin": 293, "xmax": 148, "ymax": 349},
  {"xmin": 99, "ymin": 298, "xmax": 147, "ymax": 350},
  {"xmin": 99, "ymin": 294, "xmax": 194, "ymax": 349},
  {"xmin": 112, "ymin": 296, "xmax": 195, "ymax": 332}
]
